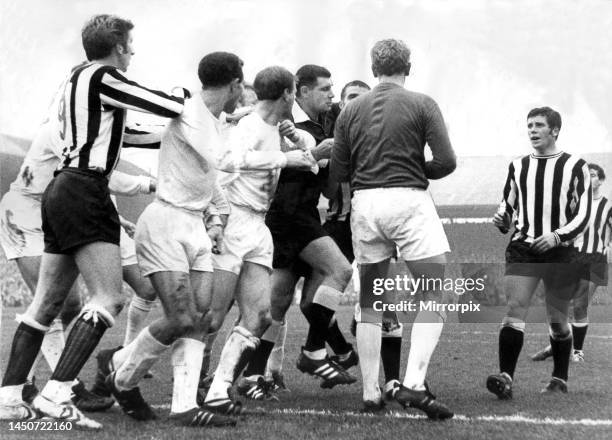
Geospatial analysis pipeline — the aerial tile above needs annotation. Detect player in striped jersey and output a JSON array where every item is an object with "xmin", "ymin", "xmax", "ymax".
[
  {"xmin": 0, "ymin": 116, "xmax": 162, "ymax": 418},
  {"xmin": 0, "ymin": 14, "xmax": 185, "ymax": 428},
  {"xmin": 531, "ymin": 163, "xmax": 611, "ymax": 362},
  {"xmin": 488, "ymin": 107, "xmax": 592, "ymax": 399}
]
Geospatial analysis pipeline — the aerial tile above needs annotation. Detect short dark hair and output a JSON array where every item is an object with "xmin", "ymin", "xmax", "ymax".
[
  {"xmin": 253, "ymin": 66, "xmax": 295, "ymax": 100},
  {"xmin": 295, "ymin": 64, "xmax": 331, "ymax": 97},
  {"xmin": 527, "ymin": 107, "xmax": 562, "ymax": 134},
  {"xmin": 588, "ymin": 163, "xmax": 606, "ymax": 180},
  {"xmin": 340, "ymin": 80, "xmax": 370, "ymax": 101},
  {"xmin": 198, "ymin": 52, "xmax": 244, "ymax": 88},
  {"xmin": 82, "ymin": 14, "xmax": 134, "ymax": 60},
  {"xmin": 370, "ymin": 39, "xmax": 411, "ymax": 77}
]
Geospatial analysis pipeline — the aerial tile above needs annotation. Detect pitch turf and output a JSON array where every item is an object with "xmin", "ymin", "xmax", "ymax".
[{"xmin": 1, "ymin": 304, "xmax": 611, "ymax": 440}]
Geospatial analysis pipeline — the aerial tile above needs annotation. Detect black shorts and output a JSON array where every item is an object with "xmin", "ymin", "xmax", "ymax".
[
  {"xmin": 575, "ymin": 251, "xmax": 608, "ymax": 286},
  {"xmin": 505, "ymin": 240, "xmax": 581, "ymax": 298},
  {"xmin": 266, "ymin": 207, "xmax": 328, "ymax": 269},
  {"xmin": 42, "ymin": 168, "xmax": 120, "ymax": 254},
  {"xmin": 323, "ymin": 218, "xmax": 354, "ymax": 263}
]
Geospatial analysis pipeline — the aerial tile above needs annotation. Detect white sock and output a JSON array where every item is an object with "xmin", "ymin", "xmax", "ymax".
[
  {"xmin": 357, "ymin": 322, "xmax": 382, "ymax": 402},
  {"xmin": 205, "ymin": 326, "xmax": 257, "ymax": 402},
  {"xmin": 123, "ymin": 297, "xmax": 156, "ymax": 347},
  {"xmin": 41, "ymin": 379, "xmax": 73, "ymax": 404},
  {"xmin": 303, "ymin": 348, "xmax": 326, "ymax": 360},
  {"xmin": 41, "ymin": 319, "xmax": 65, "ymax": 372},
  {"xmin": 403, "ymin": 311, "xmax": 444, "ymax": 390},
  {"xmin": 170, "ymin": 338, "xmax": 204, "ymax": 413},
  {"xmin": 0, "ymin": 385, "xmax": 24, "ymax": 405},
  {"xmin": 266, "ymin": 320, "xmax": 287, "ymax": 376},
  {"xmin": 114, "ymin": 327, "xmax": 169, "ymax": 391}
]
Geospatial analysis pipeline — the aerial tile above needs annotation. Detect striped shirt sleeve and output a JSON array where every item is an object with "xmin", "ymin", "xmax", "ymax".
[
  {"xmin": 497, "ymin": 162, "xmax": 518, "ymax": 217},
  {"xmin": 100, "ymin": 69, "xmax": 184, "ymax": 118},
  {"xmin": 555, "ymin": 161, "xmax": 592, "ymax": 242},
  {"xmin": 122, "ymin": 124, "xmax": 164, "ymax": 149}
]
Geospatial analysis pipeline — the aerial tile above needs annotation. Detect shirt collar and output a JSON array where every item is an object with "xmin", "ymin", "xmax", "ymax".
[{"xmin": 292, "ymin": 101, "xmax": 311, "ymax": 124}]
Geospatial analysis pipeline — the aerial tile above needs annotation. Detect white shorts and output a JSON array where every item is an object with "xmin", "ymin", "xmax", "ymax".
[
  {"xmin": 120, "ymin": 227, "xmax": 138, "ymax": 267},
  {"xmin": 135, "ymin": 201, "xmax": 213, "ymax": 276},
  {"xmin": 213, "ymin": 204, "xmax": 273, "ymax": 274},
  {"xmin": 0, "ymin": 191, "xmax": 44, "ymax": 260},
  {"xmin": 351, "ymin": 187, "xmax": 450, "ymax": 264}
]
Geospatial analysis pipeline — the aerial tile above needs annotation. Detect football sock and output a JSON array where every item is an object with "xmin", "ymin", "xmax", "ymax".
[
  {"xmin": 403, "ymin": 311, "xmax": 443, "ymax": 390},
  {"xmin": 381, "ymin": 335, "xmax": 402, "ymax": 382},
  {"xmin": 200, "ymin": 331, "xmax": 217, "ymax": 378},
  {"xmin": 551, "ymin": 333, "xmax": 572, "ymax": 381},
  {"xmin": 572, "ymin": 323, "xmax": 588, "ymax": 351},
  {"xmin": 27, "ymin": 354, "xmax": 41, "ymax": 382},
  {"xmin": 171, "ymin": 338, "xmax": 204, "ymax": 413},
  {"xmin": 41, "ymin": 318, "xmax": 65, "ymax": 372},
  {"xmin": 114, "ymin": 327, "xmax": 169, "ymax": 391},
  {"xmin": 2, "ymin": 322, "xmax": 45, "ymax": 386},
  {"xmin": 50, "ymin": 308, "xmax": 112, "ymax": 382},
  {"xmin": 356, "ymin": 323, "xmax": 381, "ymax": 402},
  {"xmin": 266, "ymin": 320, "xmax": 287, "ymax": 375},
  {"xmin": 206, "ymin": 326, "xmax": 258, "ymax": 402},
  {"xmin": 303, "ymin": 303, "xmax": 335, "ymax": 352},
  {"xmin": 326, "ymin": 316, "xmax": 352, "ymax": 355},
  {"xmin": 498, "ymin": 325, "xmax": 524, "ymax": 379},
  {"xmin": 123, "ymin": 296, "xmax": 156, "ymax": 347},
  {"xmin": 244, "ymin": 320, "xmax": 281, "ymax": 377}
]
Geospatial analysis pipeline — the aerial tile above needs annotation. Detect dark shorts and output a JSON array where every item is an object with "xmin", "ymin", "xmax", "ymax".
[
  {"xmin": 323, "ymin": 217, "xmax": 354, "ymax": 263},
  {"xmin": 505, "ymin": 240, "xmax": 581, "ymax": 299},
  {"xmin": 42, "ymin": 168, "xmax": 120, "ymax": 254},
  {"xmin": 266, "ymin": 207, "xmax": 328, "ymax": 270},
  {"xmin": 575, "ymin": 251, "xmax": 608, "ymax": 286}
]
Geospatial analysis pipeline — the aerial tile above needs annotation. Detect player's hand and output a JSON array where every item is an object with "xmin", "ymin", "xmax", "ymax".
[
  {"xmin": 492, "ymin": 212, "xmax": 510, "ymax": 234},
  {"xmin": 311, "ymin": 138, "xmax": 334, "ymax": 161},
  {"xmin": 208, "ymin": 225, "xmax": 224, "ymax": 254},
  {"xmin": 284, "ymin": 149, "xmax": 316, "ymax": 169},
  {"xmin": 121, "ymin": 219, "xmax": 136, "ymax": 238},
  {"xmin": 226, "ymin": 106, "xmax": 253, "ymax": 123},
  {"xmin": 530, "ymin": 232, "xmax": 557, "ymax": 254},
  {"xmin": 279, "ymin": 120, "xmax": 300, "ymax": 143}
]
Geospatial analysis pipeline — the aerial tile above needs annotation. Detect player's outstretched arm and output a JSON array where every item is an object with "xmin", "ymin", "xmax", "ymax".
[{"xmin": 99, "ymin": 68, "xmax": 185, "ymax": 118}]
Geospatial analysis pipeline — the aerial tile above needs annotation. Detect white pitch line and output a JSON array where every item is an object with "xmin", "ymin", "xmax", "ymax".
[
  {"xmin": 151, "ymin": 405, "xmax": 612, "ymax": 426},
  {"xmin": 448, "ymin": 331, "xmax": 612, "ymax": 340}
]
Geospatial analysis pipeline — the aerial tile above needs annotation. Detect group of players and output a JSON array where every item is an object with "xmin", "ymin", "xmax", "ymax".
[{"xmin": 0, "ymin": 13, "xmax": 609, "ymax": 430}]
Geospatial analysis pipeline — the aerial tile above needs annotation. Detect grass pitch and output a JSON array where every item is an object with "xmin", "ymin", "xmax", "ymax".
[{"xmin": 1, "ymin": 302, "xmax": 612, "ymax": 440}]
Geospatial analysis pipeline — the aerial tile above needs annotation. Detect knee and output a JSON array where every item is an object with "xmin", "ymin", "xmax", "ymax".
[
  {"xmin": 169, "ymin": 313, "xmax": 195, "ymax": 337},
  {"xmin": 331, "ymin": 263, "xmax": 353, "ymax": 287},
  {"xmin": 257, "ymin": 308, "xmax": 272, "ymax": 330},
  {"xmin": 506, "ymin": 296, "xmax": 529, "ymax": 317},
  {"xmin": 549, "ymin": 322, "xmax": 570, "ymax": 339},
  {"xmin": 208, "ymin": 311, "xmax": 225, "ymax": 334},
  {"xmin": 135, "ymin": 286, "xmax": 157, "ymax": 302}
]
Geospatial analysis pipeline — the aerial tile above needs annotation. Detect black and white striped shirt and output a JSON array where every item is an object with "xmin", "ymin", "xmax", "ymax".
[
  {"xmin": 574, "ymin": 196, "xmax": 612, "ymax": 255},
  {"xmin": 55, "ymin": 62, "xmax": 183, "ymax": 176},
  {"xmin": 498, "ymin": 151, "xmax": 592, "ymax": 244}
]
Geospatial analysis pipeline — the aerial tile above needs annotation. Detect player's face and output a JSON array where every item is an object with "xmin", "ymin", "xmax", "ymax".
[
  {"xmin": 306, "ymin": 77, "xmax": 334, "ymax": 114},
  {"xmin": 283, "ymin": 83, "xmax": 296, "ymax": 115},
  {"xmin": 590, "ymin": 169, "xmax": 602, "ymax": 191},
  {"xmin": 340, "ymin": 85, "xmax": 369, "ymax": 109},
  {"xmin": 527, "ymin": 115, "xmax": 557, "ymax": 151},
  {"xmin": 224, "ymin": 80, "xmax": 245, "ymax": 114},
  {"xmin": 117, "ymin": 32, "xmax": 135, "ymax": 72}
]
